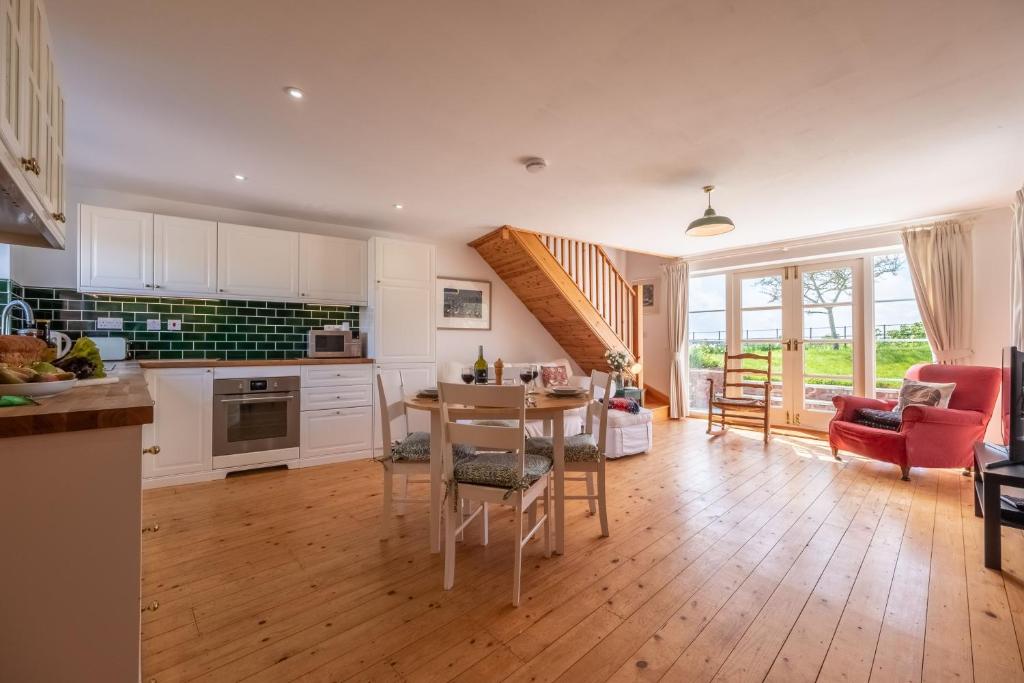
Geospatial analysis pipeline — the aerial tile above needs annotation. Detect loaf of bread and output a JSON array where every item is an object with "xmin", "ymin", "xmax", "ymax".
[{"xmin": 0, "ymin": 334, "xmax": 48, "ymax": 367}]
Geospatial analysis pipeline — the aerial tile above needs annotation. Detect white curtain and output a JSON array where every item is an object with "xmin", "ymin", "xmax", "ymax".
[
  {"xmin": 663, "ymin": 259, "xmax": 689, "ymax": 418},
  {"xmin": 900, "ymin": 220, "xmax": 973, "ymax": 364},
  {"xmin": 1012, "ymin": 186, "xmax": 1024, "ymax": 349}
]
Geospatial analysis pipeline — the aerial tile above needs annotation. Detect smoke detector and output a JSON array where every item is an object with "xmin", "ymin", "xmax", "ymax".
[{"xmin": 524, "ymin": 157, "xmax": 548, "ymax": 174}]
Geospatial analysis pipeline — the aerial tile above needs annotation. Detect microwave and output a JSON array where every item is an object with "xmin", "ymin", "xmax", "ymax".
[{"xmin": 307, "ymin": 329, "xmax": 362, "ymax": 358}]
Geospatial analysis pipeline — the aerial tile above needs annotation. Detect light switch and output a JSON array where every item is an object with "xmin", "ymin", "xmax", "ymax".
[
  {"xmin": 146, "ymin": 319, "xmax": 161, "ymax": 331},
  {"xmin": 97, "ymin": 317, "xmax": 123, "ymax": 330}
]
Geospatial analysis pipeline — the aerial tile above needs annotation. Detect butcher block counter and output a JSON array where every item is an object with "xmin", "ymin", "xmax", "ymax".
[
  {"xmin": 138, "ymin": 357, "xmax": 373, "ymax": 369},
  {"xmin": 0, "ymin": 367, "xmax": 154, "ymax": 438}
]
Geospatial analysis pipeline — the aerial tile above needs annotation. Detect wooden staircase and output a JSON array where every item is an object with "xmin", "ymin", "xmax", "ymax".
[{"xmin": 470, "ymin": 225, "xmax": 643, "ymax": 381}]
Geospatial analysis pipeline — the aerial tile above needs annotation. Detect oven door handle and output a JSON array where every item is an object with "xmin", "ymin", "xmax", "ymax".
[{"xmin": 219, "ymin": 394, "xmax": 296, "ymax": 403}]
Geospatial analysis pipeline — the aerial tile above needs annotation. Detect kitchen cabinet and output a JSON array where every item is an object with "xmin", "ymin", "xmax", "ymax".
[
  {"xmin": 217, "ymin": 222, "xmax": 300, "ymax": 299},
  {"xmin": 142, "ymin": 367, "xmax": 213, "ymax": 479},
  {"xmin": 369, "ymin": 237, "xmax": 435, "ymax": 363},
  {"xmin": 0, "ymin": 0, "xmax": 64, "ymax": 248},
  {"xmin": 154, "ymin": 214, "xmax": 217, "ymax": 294},
  {"xmin": 300, "ymin": 362, "xmax": 373, "ymax": 387},
  {"xmin": 79, "ymin": 204, "xmax": 153, "ymax": 292},
  {"xmin": 299, "ymin": 232, "xmax": 367, "ymax": 304},
  {"xmin": 300, "ymin": 406, "xmax": 373, "ymax": 462}
]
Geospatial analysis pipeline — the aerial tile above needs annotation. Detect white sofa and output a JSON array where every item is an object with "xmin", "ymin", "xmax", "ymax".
[{"xmin": 439, "ymin": 358, "xmax": 653, "ymax": 457}]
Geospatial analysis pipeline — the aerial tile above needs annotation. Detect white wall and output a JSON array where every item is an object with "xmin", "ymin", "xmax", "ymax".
[
  {"xmin": 624, "ymin": 251, "xmax": 673, "ymax": 395},
  {"xmin": 10, "ymin": 185, "xmax": 572, "ymax": 371},
  {"xmin": 0, "ymin": 244, "xmax": 9, "ymax": 279}
]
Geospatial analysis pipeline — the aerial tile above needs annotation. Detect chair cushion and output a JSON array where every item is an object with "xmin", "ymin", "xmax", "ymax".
[
  {"xmin": 525, "ymin": 433, "xmax": 599, "ymax": 462},
  {"xmin": 712, "ymin": 394, "xmax": 765, "ymax": 407},
  {"xmin": 390, "ymin": 431, "xmax": 474, "ymax": 463},
  {"xmin": 454, "ymin": 452, "xmax": 552, "ymax": 490},
  {"xmin": 853, "ymin": 408, "xmax": 902, "ymax": 432}
]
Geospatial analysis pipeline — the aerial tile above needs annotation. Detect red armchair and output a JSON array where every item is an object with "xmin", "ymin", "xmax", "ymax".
[{"xmin": 829, "ymin": 363, "xmax": 1000, "ymax": 480}]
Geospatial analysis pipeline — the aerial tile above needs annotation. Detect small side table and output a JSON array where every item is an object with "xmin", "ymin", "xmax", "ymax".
[{"xmin": 973, "ymin": 441, "xmax": 1024, "ymax": 570}]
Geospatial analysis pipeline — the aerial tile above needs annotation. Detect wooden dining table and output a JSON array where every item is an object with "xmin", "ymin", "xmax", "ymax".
[{"xmin": 403, "ymin": 391, "xmax": 590, "ymax": 556}]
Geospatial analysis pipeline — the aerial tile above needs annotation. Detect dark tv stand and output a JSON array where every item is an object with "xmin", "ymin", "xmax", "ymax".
[{"xmin": 974, "ymin": 441, "xmax": 1024, "ymax": 570}]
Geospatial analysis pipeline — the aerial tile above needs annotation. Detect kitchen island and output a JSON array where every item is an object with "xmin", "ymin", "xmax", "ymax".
[{"xmin": 0, "ymin": 367, "xmax": 153, "ymax": 682}]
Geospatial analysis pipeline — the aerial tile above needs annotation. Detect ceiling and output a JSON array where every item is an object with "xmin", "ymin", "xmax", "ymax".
[{"xmin": 49, "ymin": 0, "xmax": 1024, "ymax": 256}]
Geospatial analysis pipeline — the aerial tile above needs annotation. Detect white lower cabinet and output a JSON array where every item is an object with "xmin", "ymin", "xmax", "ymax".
[
  {"xmin": 142, "ymin": 368, "xmax": 213, "ymax": 480},
  {"xmin": 300, "ymin": 406, "xmax": 373, "ymax": 462}
]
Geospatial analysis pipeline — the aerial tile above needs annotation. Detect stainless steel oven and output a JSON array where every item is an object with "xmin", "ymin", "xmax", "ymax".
[{"xmin": 213, "ymin": 376, "xmax": 300, "ymax": 463}]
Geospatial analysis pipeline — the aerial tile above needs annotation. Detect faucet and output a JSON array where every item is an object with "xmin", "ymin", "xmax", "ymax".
[{"xmin": 0, "ymin": 299, "xmax": 35, "ymax": 335}]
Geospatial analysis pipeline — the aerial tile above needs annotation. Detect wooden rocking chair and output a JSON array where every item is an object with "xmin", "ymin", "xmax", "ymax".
[{"xmin": 706, "ymin": 350, "xmax": 772, "ymax": 444}]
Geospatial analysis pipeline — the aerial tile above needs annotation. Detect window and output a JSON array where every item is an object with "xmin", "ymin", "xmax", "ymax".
[
  {"xmin": 873, "ymin": 253, "xmax": 931, "ymax": 399},
  {"xmin": 688, "ymin": 274, "xmax": 726, "ymax": 411}
]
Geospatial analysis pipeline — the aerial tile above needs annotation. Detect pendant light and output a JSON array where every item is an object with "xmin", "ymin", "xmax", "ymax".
[{"xmin": 686, "ymin": 185, "xmax": 735, "ymax": 236}]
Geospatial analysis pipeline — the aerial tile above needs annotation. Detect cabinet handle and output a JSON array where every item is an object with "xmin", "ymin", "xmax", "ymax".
[
  {"xmin": 20, "ymin": 157, "xmax": 40, "ymax": 175},
  {"xmin": 301, "ymin": 292, "xmax": 306, "ymax": 297},
  {"xmin": 51, "ymin": 212, "xmax": 65, "ymax": 223},
  {"xmin": 143, "ymin": 445, "xmax": 161, "ymax": 455},
  {"xmin": 219, "ymin": 288, "xmax": 225, "ymax": 293},
  {"xmin": 154, "ymin": 284, "xmax": 161, "ymax": 289},
  {"xmin": 142, "ymin": 522, "xmax": 160, "ymax": 534},
  {"xmin": 141, "ymin": 600, "xmax": 160, "ymax": 613}
]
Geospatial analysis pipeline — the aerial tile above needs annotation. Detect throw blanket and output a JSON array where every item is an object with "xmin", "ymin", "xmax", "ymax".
[
  {"xmin": 853, "ymin": 407, "xmax": 902, "ymax": 432},
  {"xmin": 607, "ymin": 397, "xmax": 641, "ymax": 414}
]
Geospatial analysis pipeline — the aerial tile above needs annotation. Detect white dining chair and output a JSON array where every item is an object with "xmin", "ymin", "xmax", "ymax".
[
  {"xmin": 377, "ymin": 372, "xmax": 473, "ymax": 542},
  {"xmin": 439, "ymin": 382, "xmax": 552, "ymax": 607},
  {"xmin": 526, "ymin": 369, "xmax": 612, "ymax": 537}
]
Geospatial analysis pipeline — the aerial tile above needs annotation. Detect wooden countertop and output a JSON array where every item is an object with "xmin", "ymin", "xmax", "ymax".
[
  {"xmin": 138, "ymin": 358, "xmax": 374, "ymax": 369},
  {"xmin": 0, "ymin": 368, "xmax": 154, "ymax": 438}
]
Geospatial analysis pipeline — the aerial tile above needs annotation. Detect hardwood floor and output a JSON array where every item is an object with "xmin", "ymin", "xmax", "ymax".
[{"xmin": 141, "ymin": 420, "xmax": 1024, "ymax": 682}]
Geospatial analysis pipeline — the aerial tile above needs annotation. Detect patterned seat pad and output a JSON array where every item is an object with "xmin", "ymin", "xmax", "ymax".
[
  {"xmin": 454, "ymin": 452, "xmax": 553, "ymax": 490},
  {"xmin": 391, "ymin": 431, "xmax": 474, "ymax": 463},
  {"xmin": 525, "ymin": 433, "xmax": 599, "ymax": 462}
]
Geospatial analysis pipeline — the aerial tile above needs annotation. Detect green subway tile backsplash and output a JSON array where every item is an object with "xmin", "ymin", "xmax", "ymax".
[{"xmin": 14, "ymin": 286, "xmax": 360, "ymax": 360}]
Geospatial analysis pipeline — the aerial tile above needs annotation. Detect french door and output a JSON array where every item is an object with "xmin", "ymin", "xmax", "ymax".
[{"xmin": 729, "ymin": 259, "xmax": 863, "ymax": 431}]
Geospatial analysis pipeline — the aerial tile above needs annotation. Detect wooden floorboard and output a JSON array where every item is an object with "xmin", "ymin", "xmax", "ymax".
[{"xmin": 140, "ymin": 419, "xmax": 1024, "ymax": 682}]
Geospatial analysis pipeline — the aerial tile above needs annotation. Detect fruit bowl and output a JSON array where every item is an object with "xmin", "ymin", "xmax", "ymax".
[{"xmin": 0, "ymin": 378, "xmax": 78, "ymax": 398}]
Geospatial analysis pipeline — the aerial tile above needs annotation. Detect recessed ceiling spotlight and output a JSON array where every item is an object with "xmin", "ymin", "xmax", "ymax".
[
  {"xmin": 393, "ymin": 203, "xmax": 404, "ymax": 210},
  {"xmin": 524, "ymin": 157, "xmax": 548, "ymax": 173},
  {"xmin": 284, "ymin": 86, "xmax": 304, "ymax": 99},
  {"xmin": 233, "ymin": 174, "xmax": 247, "ymax": 181}
]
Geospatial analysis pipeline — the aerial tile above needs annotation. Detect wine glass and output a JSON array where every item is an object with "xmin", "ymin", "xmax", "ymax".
[
  {"xmin": 460, "ymin": 366, "xmax": 474, "ymax": 384},
  {"xmin": 518, "ymin": 365, "xmax": 534, "ymax": 392}
]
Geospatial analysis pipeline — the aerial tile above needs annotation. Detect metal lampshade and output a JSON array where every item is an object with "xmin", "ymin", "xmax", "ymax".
[{"xmin": 686, "ymin": 185, "xmax": 735, "ymax": 236}]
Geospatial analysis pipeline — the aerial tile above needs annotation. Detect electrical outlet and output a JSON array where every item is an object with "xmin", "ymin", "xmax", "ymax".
[
  {"xmin": 167, "ymin": 319, "xmax": 182, "ymax": 331},
  {"xmin": 146, "ymin": 319, "xmax": 161, "ymax": 331},
  {"xmin": 97, "ymin": 317, "xmax": 123, "ymax": 330}
]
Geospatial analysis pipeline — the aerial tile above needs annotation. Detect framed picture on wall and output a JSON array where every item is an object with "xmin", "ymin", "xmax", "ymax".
[
  {"xmin": 437, "ymin": 277, "xmax": 492, "ymax": 330},
  {"xmin": 634, "ymin": 278, "xmax": 659, "ymax": 315}
]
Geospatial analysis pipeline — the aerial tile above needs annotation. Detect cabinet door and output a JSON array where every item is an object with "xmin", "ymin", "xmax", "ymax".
[
  {"xmin": 142, "ymin": 368, "xmax": 214, "ymax": 478},
  {"xmin": 217, "ymin": 223, "xmax": 299, "ymax": 299},
  {"xmin": 376, "ymin": 283, "xmax": 435, "ymax": 362},
  {"xmin": 300, "ymin": 406, "xmax": 373, "ymax": 461},
  {"xmin": 375, "ymin": 237, "xmax": 433, "ymax": 287},
  {"xmin": 153, "ymin": 215, "xmax": 217, "ymax": 294},
  {"xmin": 299, "ymin": 233, "xmax": 367, "ymax": 304},
  {"xmin": 23, "ymin": 0, "xmax": 44, "ymax": 205},
  {"xmin": 0, "ymin": 0, "xmax": 27, "ymax": 160},
  {"xmin": 79, "ymin": 205, "xmax": 153, "ymax": 292}
]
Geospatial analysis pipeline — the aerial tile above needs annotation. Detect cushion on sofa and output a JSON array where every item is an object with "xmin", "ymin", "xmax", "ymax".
[{"xmin": 894, "ymin": 379, "xmax": 955, "ymax": 415}]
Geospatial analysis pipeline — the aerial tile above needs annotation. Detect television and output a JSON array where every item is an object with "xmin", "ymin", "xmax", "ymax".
[{"xmin": 990, "ymin": 346, "xmax": 1024, "ymax": 469}]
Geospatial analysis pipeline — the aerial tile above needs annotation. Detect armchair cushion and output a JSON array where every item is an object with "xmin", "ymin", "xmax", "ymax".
[{"xmin": 853, "ymin": 408, "xmax": 901, "ymax": 432}]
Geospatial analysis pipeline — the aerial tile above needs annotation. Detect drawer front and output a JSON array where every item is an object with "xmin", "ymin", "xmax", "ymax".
[
  {"xmin": 301, "ymin": 364, "xmax": 373, "ymax": 387},
  {"xmin": 301, "ymin": 406, "xmax": 373, "ymax": 459},
  {"xmin": 301, "ymin": 384, "xmax": 372, "ymax": 411}
]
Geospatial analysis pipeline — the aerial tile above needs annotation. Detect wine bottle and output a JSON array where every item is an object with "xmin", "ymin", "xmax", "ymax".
[{"xmin": 474, "ymin": 345, "xmax": 488, "ymax": 384}]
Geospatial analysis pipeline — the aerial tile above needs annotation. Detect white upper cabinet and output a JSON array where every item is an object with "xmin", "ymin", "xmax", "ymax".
[
  {"xmin": 154, "ymin": 214, "xmax": 217, "ymax": 295},
  {"xmin": 0, "ymin": 0, "xmax": 27, "ymax": 161},
  {"xmin": 217, "ymin": 222, "xmax": 300, "ymax": 299},
  {"xmin": 79, "ymin": 205, "xmax": 153, "ymax": 292},
  {"xmin": 299, "ymin": 233, "xmax": 367, "ymax": 304},
  {"xmin": 371, "ymin": 237, "xmax": 435, "ymax": 363}
]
